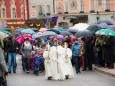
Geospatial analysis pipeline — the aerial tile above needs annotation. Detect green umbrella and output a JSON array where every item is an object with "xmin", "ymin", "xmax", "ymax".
[
  {"xmin": 0, "ymin": 30, "xmax": 10, "ymax": 34},
  {"xmin": 95, "ymin": 29, "xmax": 115, "ymax": 36},
  {"xmin": 57, "ymin": 28, "xmax": 65, "ymax": 32}
]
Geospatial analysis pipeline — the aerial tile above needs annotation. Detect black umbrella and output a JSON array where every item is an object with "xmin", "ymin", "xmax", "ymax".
[
  {"xmin": 86, "ymin": 24, "xmax": 102, "ymax": 33},
  {"xmin": 97, "ymin": 20, "xmax": 114, "ymax": 25},
  {"xmin": 75, "ymin": 30, "xmax": 93, "ymax": 38},
  {"xmin": 60, "ymin": 31, "xmax": 72, "ymax": 36}
]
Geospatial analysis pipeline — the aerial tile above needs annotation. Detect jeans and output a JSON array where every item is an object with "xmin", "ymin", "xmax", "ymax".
[
  {"xmin": 33, "ymin": 67, "xmax": 39, "ymax": 75},
  {"xmin": 22, "ymin": 58, "xmax": 30, "ymax": 71},
  {"xmin": 8, "ymin": 53, "xmax": 16, "ymax": 72},
  {"xmin": 72, "ymin": 56, "xmax": 81, "ymax": 73}
]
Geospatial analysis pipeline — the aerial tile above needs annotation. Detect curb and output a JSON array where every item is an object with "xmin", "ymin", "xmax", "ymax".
[{"xmin": 93, "ymin": 67, "xmax": 115, "ymax": 78}]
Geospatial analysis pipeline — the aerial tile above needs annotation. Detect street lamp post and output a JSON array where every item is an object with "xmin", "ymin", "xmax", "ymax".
[{"xmin": 96, "ymin": 11, "xmax": 100, "ymax": 22}]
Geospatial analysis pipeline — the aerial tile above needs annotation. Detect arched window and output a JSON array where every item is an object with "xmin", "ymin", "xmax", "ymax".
[
  {"xmin": 1, "ymin": 0, "xmax": 6, "ymax": 18},
  {"xmin": 10, "ymin": 0, "xmax": 16, "ymax": 18}
]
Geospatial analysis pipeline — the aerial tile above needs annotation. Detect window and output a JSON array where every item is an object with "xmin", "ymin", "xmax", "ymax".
[
  {"xmin": 1, "ymin": 8, "xmax": 6, "ymax": 18},
  {"xmin": 12, "ymin": 8, "xmax": 16, "ymax": 18},
  {"xmin": 80, "ymin": 0, "xmax": 84, "ymax": 12},
  {"xmin": 47, "ymin": 5, "xmax": 51, "ymax": 14},
  {"xmin": 90, "ymin": 0, "xmax": 94, "ymax": 11},
  {"xmin": 106, "ymin": 0, "xmax": 110, "ymax": 10}
]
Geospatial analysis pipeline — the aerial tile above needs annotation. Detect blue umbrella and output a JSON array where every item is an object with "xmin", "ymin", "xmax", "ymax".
[
  {"xmin": 29, "ymin": 28, "xmax": 38, "ymax": 31},
  {"xmin": 14, "ymin": 28, "xmax": 23, "ymax": 34},
  {"xmin": 21, "ymin": 29, "xmax": 35, "ymax": 34},
  {"xmin": 47, "ymin": 29, "xmax": 61, "ymax": 34},
  {"xmin": 62, "ymin": 26, "xmax": 70, "ymax": 29},
  {"xmin": 97, "ymin": 20, "xmax": 114, "ymax": 25}
]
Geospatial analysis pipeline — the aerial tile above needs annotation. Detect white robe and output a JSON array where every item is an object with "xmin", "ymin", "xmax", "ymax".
[
  {"xmin": 49, "ymin": 45, "xmax": 67, "ymax": 80},
  {"xmin": 43, "ymin": 51, "xmax": 52, "ymax": 78},
  {"xmin": 64, "ymin": 48, "xmax": 74, "ymax": 77}
]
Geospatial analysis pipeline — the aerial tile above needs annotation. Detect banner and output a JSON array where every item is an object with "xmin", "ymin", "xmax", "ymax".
[{"xmin": 52, "ymin": 17, "xmax": 58, "ymax": 25}]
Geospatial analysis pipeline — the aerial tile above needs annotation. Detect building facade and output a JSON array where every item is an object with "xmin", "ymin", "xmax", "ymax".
[
  {"xmin": 27, "ymin": 0, "xmax": 54, "ymax": 28},
  {"xmin": 0, "ymin": 0, "xmax": 29, "ymax": 28},
  {"xmin": 54, "ymin": 0, "xmax": 115, "ymax": 25}
]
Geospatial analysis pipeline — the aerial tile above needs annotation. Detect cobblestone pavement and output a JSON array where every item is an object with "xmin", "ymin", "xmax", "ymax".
[{"xmin": 7, "ymin": 56, "xmax": 115, "ymax": 86}]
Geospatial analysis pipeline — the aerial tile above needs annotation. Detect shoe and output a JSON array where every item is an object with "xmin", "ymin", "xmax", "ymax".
[
  {"xmin": 65, "ymin": 75, "xmax": 69, "ymax": 79},
  {"xmin": 13, "ymin": 71, "xmax": 16, "ymax": 73},
  {"xmin": 48, "ymin": 76, "xmax": 52, "ymax": 80},
  {"xmin": 8, "ymin": 71, "xmax": 11, "ymax": 74},
  {"xmin": 26, "ymin": 70, "xmax": 30, "ymax": 73}
]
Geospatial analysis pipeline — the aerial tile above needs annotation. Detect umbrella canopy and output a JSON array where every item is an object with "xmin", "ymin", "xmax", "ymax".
[
  {"xmin": 108, "ymin": 25, "xmax": 115, "ymax": 31},
  {"xmin": 95, "ymin": 29, "xmax": 115, "ymax": 36},
  {"xmin": 76, "ymin": 30, "xmax": 93, "ymax": 38},
  {"xmin": 98, "ymin": 23, "xmax": 109, "ymax": 29},
  {"xmin": 21, "ymin": 29, "xmax": 35, "ymax": 34},
  {"xmin": 86, "ymin": 24, "xmax": 102, "ymax": 33},
  {"xmin": 62, "ymin": 26, "xmax": 70, "ymax": 29},
  {"xmin": 41, "ymin": 31, "xmax": 57, "ymax": 37},
  {"xmin": 16, "ymin": 34, "xmax": 32, "ymax": 44},
  {"xmin": 72, "ymin": 23, "xmax": 89, "ymax": 31},
  {"xmin": 60, "ymin": 31, "xmax": 72, "ymax": 36},
  {"xmin": 39, "ymin": 28, "xmax": 47, "ymax": 33},
  {"xmin": 14, "ymin": 28, "xmax": 23, "ymax": 34},
  {"xmin": 0, "ymin": 29, "xmax": 10, "ymax": 34},
  {"xmin": 49, "ymin": 35, "xmax": 65, "ymax": 40},
  {"xmin": 68, "ymin": 27, "xmax": 78, "ymax": 33},
  {"xmin": 30, "ymin": 28, "xmax": 38, "ymax": 31},
  {"xmin": 47, "ymin": 29, "xmax": 61, "ymax": 34},
  {"xmin": 57, "ymin": 28, "xmax": 65, "ymax": 32},
  {"xmin": 97, "ymin": 20, "xmax": 114, "ymax": 25},
  {"xmin": 32, "ymin": 32, "xmax": 42, "ymax": 39}
]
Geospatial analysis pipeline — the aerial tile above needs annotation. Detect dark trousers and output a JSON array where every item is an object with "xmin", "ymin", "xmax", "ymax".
[
  {"xmin": 22, "ymin": 58, "xmax": 30, "ymax": 71},
  {"xmin": 72, "ymin": 56, "xmax": 81, "ymax": 73}
]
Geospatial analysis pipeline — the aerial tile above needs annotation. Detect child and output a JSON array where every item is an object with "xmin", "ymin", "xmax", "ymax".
[
  {"xmin": 30, "ymin": 51, "xmax": 35, "ymax": 70},
  {"xmin": 33, "ymin": 52, "xmax": 42, "ymax": 76}
]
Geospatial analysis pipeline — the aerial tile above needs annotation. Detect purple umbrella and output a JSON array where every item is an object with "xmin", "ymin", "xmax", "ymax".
[
  {"xmin": 108, "ymin": 25, "xmax": 115, "ymax": 31},
  {"xmin": 98, "ymin": 23, "xmax": 109, "ymax": 29},
  {"xmin": 97, "ymin": 20, "xmax": 114, "ymax": 25},
  {"xmin": 49, "ymin": 35, "xmax": 65, "ymax": 40}
]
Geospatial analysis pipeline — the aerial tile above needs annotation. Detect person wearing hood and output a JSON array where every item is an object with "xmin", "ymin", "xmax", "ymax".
[{"xmin": 72, "ymin": 38, "xmax": 81, "ymax": 74}]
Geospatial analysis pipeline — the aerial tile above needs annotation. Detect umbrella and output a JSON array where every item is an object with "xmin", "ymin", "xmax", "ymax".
[
  {"xmin": 39, "ymin": 28, "xmax": 47, "ymax": 33},
  {"xmin": 14, "ymin": 28, "xmax": 23, "ymax": 34},
  {"xmin": 108, "ymin": 25, "xmax": 115, "ymax": 31},
  {"xmin": 30, "ymin": 28, "xmax": 38, "ymax": 31},
  {"xmin": 75, "ymin": 30, "xmax": 93, "ymax": 38},
  {"xmin": 57, "ymin": 28, "xmax": 65, "ymax": 32},
  {"xmin": 62, "ymin": 26, "xmax": 70, "ymax": 29},
  {"xmin": 98, "ymin": 23, "xmax": 109, "ymax": 29},
  {"xmin": 32, "ymin": 32, "xmax": 42, "ymax": 39},
  {"xmin": 0, "ymin": 32, "xmax": 9, "ymax": 38},
  {"xmin": 21, "ymin": 29, "xmax": 35, "ymax": 34},
  {"xmin": 49, "ymin": 35, "xmax": 65, "ymax": 40},
  {"xmin": 86, "ymin": 24, "xmax": 102, "ymax": 33},
  {"xmin": 95, "ymin": 29, "xmax": 115, "ymax": 36},
  {"xmin": 60, "ymin": 31, "xmax": 72, "ymax": 36},
  {"xmin": 97, "ymin": 20, "xmax": 114, "ymax": 25},
  {"xmin": 41, "ymin": 31, "xmax": 57, "ymax": 37},
  {"xmin": 47, "ymin": 29, "xmax": 61, "ymax": 34},
  {"xmin": 72, "ymin": 23, "xmax": 89, "ymax": 31},
  {"xmin": 0, "ymin": 28, "xmax": 11, "ymax": 32},
  {"xmin": 0, "ymin": 29, "xmax": 10, "ymax": 34},
  {"xmin": 68, "ymin": 27, "xmax": 78, "ymax": 33},
  {"xmin": 16, "ymin": 34, "xmax": 32, "ymax": 44}
]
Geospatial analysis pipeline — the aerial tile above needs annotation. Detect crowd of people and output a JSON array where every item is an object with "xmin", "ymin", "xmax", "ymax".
[{"xmin": 0, "ymin": 31, "xmax": 115, "ymax": 83}]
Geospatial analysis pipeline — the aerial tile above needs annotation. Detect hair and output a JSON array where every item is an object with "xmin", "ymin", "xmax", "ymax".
[{"xmin": 25, "ymin": 38, "xmax": 30, "ymax": 41}]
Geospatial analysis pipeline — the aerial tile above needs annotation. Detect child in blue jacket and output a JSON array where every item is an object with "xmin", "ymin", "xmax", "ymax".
[{"xmin": 33, "ymin": 52, "xmax": 42, "ymax": 76}]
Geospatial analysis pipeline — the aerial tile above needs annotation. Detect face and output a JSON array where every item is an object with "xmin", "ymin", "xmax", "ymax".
[{"xmin": 12, "ymin": 37, "xmax": 15, "ymax": 41}]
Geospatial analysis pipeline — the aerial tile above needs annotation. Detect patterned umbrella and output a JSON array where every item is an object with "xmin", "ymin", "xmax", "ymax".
[
  {"xmin": 76, "ymin": 30, "xmax": 93, "ymax": 38},
  {"xmin": 95, "ymin": 29, "xmax": 115, "ymax": 36},
  {"xmin": 39, "ymin": 28, "xmax": 47, "ymax": 33}
]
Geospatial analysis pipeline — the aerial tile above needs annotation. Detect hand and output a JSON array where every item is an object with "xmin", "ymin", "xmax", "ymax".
[{"xmin": 16, "ymin": 47, "xmax": 19, "ymax": 50}]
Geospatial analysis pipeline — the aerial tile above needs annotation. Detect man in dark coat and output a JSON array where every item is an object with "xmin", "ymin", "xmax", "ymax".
[
  {"xmin": 6, "ymin": 35, "xmax": 19, "ymax": 73},
  {"xmin": 102, "ymin": 36, "xmax": 114, "ymax": 69}
]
